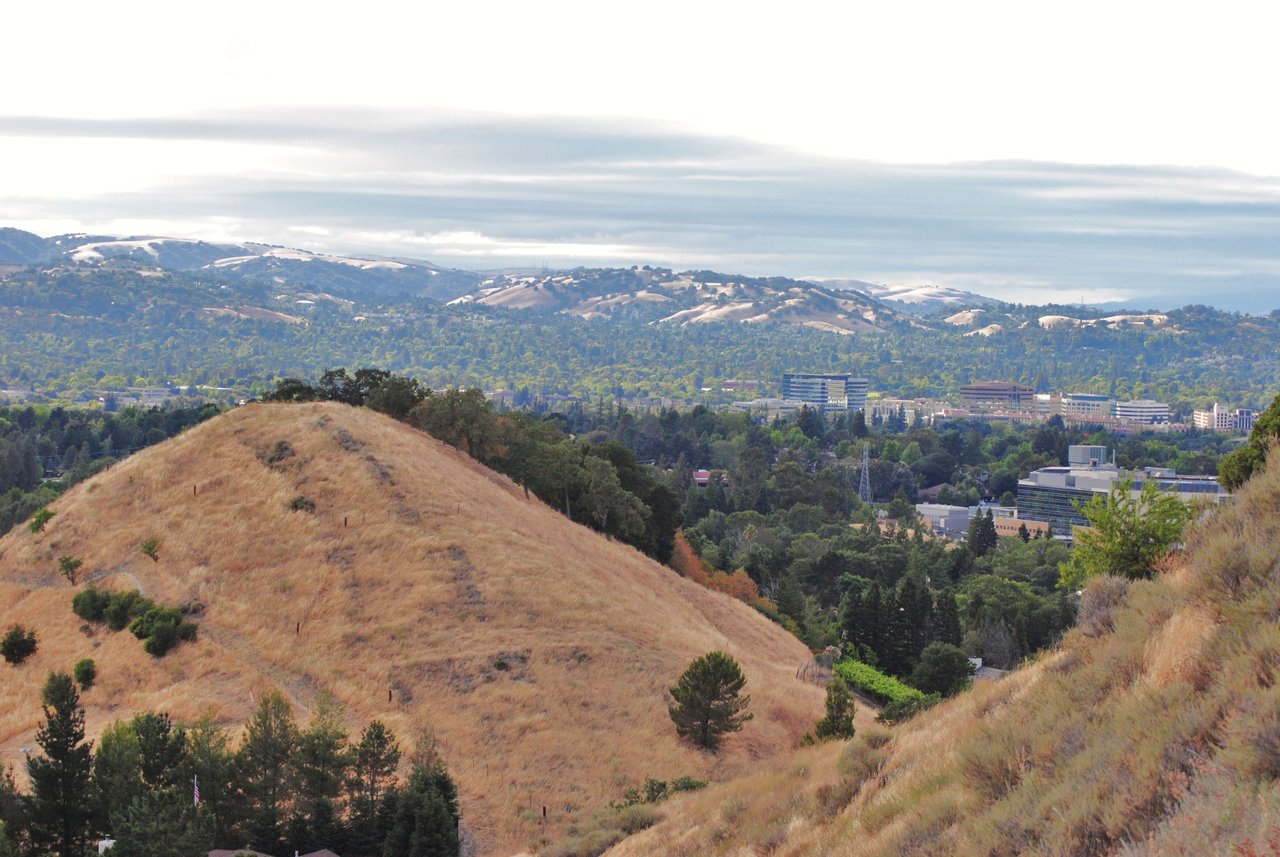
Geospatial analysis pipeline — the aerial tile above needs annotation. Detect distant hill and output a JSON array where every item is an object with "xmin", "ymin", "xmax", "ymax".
[
  {"xmin": 450, "ymin": 267, "xmax": 898, "ymax": 333},
  {"xmin": 0, "ymin": 228, "xmax": 481, "ymax": 301},
  {"xmin": 837, "ymin": 280, "xmax": 1005, "ymax": 315},
  {"xmin": 0, "ymin": 402, "xmax": 824, "ymax": 855},
  {"xmin": 606, "ymin": 448, "xmax": 1280, "ymax": 856}
]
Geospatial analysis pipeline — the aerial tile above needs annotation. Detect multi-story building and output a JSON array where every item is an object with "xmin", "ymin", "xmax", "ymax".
[
  {"xmin": 781, "ymin": 373, "xmax": 869, "ymax": 413},
  {"xmin": 1016, "ymin": 445, "xmax": 1228, "ymax": 538},
  {"xmin": 1113, "ymin": 399, "xmax": 1171, "ymax": 425},
  {"xmin": 1193, "ymin": 403, "xmax": 1257, "ymax": 434},
  {"xmin": 1061, "ymin": 393, "xmax": 1114, "ymax": 420},
  {"xmin": 959, "ymin": 381, "xmax": 1036, "ymax": 410}
]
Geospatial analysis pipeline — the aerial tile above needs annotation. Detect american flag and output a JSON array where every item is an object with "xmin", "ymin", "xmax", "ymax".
[{"xmin": 194, "ymin": 775, "xmax": 200, "ymax": 806}]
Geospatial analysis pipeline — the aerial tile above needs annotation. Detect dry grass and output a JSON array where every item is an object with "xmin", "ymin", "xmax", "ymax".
[
  {"xmin": 0, "ymin": 402, "xmax": 822, "ymax": 856},
  {"xmin": 601, "ymin": 444, "xmax": 1280, "ymax": 856}
]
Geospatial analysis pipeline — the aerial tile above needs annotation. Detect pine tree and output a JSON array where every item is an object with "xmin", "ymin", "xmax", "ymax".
[
  {"xmin": 236, "ymin": 691, "xmax": 298, "ymax": 851},
  {"xmin": 933, "ymin": 589, "xmax": 963, "ymax": 647},
  {"xmin": 814, "ymin": 676, "xmax": 855, "ymax": 740},
  {"xmin": 27, "ymin": 672, "xmax": 94, "ymax": 857},
  {"xmin": 348, "ymin": 721, "xmax": 401, "ymax": 854},
  {"xmin": 380, "ymin": 764, "xmax": 460, "ymax": 857},
  {"xmin": 668, "ymin": 651, "xmax": 753, "ymax": 751}
]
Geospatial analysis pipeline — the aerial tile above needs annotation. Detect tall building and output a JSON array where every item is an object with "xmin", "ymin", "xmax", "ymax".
[
  {"xmin": 1113, "ymin": 399, "xmax": 1170, "ymax": 424},
  {"xmin": 959, "ymin": 381, "xmax": 1036, "ymax": 410},
  {"xmin": 1016, "ymin": 446, "xmax": 1228, "ymax": 538},
  {"xmin": 1193, "ymin": 403, "xmax": 1257, "ymax": 434},
  {"xmin": 781, "ymin": 373, "xmax": 869, "ymax": 413},
  {"xmin": 1061, "ymin": 393, "xmax": 1114, "ymax": 420}
]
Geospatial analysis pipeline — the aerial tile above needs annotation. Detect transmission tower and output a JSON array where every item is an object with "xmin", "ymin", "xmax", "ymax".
[{"xmin": 858, "ymin": 442, "xmax": 872, "ymax": 504}]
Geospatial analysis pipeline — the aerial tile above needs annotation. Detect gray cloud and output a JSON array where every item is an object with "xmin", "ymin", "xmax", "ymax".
[{"xmin": 2, "ymin": 108, "xmax": 1279, "ymax": 311}]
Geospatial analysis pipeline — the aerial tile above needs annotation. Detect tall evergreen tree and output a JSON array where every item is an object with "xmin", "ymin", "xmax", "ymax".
[
  {"xmin": 26, "ymin": 672, "xmax": 94, "ymax": 857},
  {"xmin": 347, "ymin": 721, "xmax": 401, "ymax": 855},
  {"xmin": 380, "ymin": 764, "xmax": 460, "ymax": 857},
  {"xmin": 236, "ymin": 691, "xmax": 298, "ymax": 851},
  {"xmin": 668, "ymin": 651, "xmax": 753, "ymax": 751},
  {"xmin": 933, "ymin": 589, "xmax": 963, "ymax": 647}
]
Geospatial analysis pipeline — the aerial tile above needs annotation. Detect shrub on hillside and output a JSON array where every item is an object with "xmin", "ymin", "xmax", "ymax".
[
  {"xmin": 28, "ymin": 507, "xmax": 54, "ymax": 534},
  {"xmin": 1, "ymin": 625, "xmax": 38, "ymax": 664},
  {"xmin": 71, "ymin": 585, "xmax": 110, "ymax": 622},
  {"xmin": 75, "ymin": 590, "xmax": 196, "ymax": 657},
  {"xmin": 104, "ymin": 591, "xmax": 153, "ymax": 631},
  {"xmin": 1078, "ymin": 575, "xmax": 1131, "ymax": 638},
  {"xmin": 876, "ymin": 693, "xmax": 942, "ymax": 725},
  {"xmin": 668, "ymin": 651, "xmax": 753, "ymax": 752},
  {"xmin": 74, "ymin": 658, "xmax": 96, "ymax": 689}
]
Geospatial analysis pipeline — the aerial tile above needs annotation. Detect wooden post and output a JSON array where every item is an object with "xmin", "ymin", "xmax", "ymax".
[
  {"xmin": 388, "ymin": 689, "xmax": 392, "ymax": 703},
  {"xmin": 344, "ymin": 516, "xmax": 348, "ymax": 528},
  {"xmin": 295, "ymin": 621, "xmax": 300, "ymax": 635},
  {"xmin": 193, "ymin": 485, "xmax": 197, "ymax": 496}
]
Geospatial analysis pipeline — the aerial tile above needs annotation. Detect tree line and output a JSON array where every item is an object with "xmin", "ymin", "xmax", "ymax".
[{"xmin": 0, "ymin": 673, "xmax": 458, "ymax": 857}]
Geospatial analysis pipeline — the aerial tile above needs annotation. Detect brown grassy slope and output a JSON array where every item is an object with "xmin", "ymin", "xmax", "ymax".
[
  {"xmin": 0, "ymin": 402, "xmax": 822, "ymax": 855},
  {"xmin": 608, "ymin": 446, "xmax": 1280, "ymax": 857}
]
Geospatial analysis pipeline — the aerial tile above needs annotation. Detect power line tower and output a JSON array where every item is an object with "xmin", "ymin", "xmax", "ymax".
[{"xmin": 858, "ymin": 442, "xmax": 872, "ymax": 504}]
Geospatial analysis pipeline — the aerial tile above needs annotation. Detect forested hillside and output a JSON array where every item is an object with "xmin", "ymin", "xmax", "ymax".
[{"xmin": 1, "ymin": 260, "xmax": 1277, "ymax": 411}]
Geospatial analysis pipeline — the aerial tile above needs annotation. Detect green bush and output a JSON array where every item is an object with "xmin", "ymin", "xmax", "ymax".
[
  {"xmin": 104, "ymin": 591, "xmax": 153, "ymax": 631},
  {"xmin": 289, "ymin": 495, "xmax": 316, "ymax": 513},
  {"xmin": 877, "ymin": 693, "xmax": 942, "ymax": 725},
  {"xmin": 71, "ymin": 585, "xmax": 110, "ymax": 622},
  {"xmin": 28, "ymin": 507, "xmax": 54, "ymax": 534},
  {"xmin": 834, "ymin": 659, "xmax": 927, "ymax": 706},
  {"xmin": 129, "ymin": 606, "xmax": 184, "ymax": 640},
  {"xmin": 74, "ymin": 658, "xmax": 96, "ymax": 689},
  {"xmin": 1, "ymin": 625, "xmax": 38, "ymax": 664}
]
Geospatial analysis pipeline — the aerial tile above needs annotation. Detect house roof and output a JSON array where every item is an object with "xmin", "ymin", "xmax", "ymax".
[
  {"xmin": 208, "ymin": 850, "xmax": 275, "ymax": 857},
  {"xmin": 301, "ymin": 851, "xmax": 342, "ymax": 857}
]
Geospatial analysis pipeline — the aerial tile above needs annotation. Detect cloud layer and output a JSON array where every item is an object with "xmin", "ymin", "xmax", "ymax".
[{"xmin": 2, "ymin": 109, "xmax": 1279, "ymax": 311}]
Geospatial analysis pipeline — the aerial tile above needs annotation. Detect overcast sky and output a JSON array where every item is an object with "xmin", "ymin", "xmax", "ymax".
[{"xmin": 3, "ymin": 1, "xmax": 1279, "ymax": 310}]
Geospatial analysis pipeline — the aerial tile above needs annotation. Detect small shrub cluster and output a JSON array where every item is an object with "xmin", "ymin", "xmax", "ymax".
[
  {"xmin": 1, "ymin": 624, "xmax": 38, "ymax": 664},
  {"xmin": 71, "ymin": 585, "xmax": 197, "ymax": 657},
  {"xmin": 74, "ymin": 657, "xmax": 96, "ymax": 689},
  {"xmin": 543, "ymin": 804, "xmax": 664, "ymax": 857},
  {"xmin": 28, "ymin": 507, "xmax": 55, "ymax": 534},
  {"xmin": 614, "ymin": 775, "xmax": 708, "ymax": 808},
  {"xmin": 288, "ymin": 495, "xmax": 316, "ymax": 513},
  {"xmin": 834, "ymin": 659, "xmax": 927, "ymax": 706},
  {"xmin": 877, "ymin": 693, "xmax": 942, "ymax": 724}
]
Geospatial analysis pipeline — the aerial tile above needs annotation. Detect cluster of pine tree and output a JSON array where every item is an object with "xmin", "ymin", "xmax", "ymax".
[
  {"xmin": 0, "ymin": 673, "xmax": 459, "ymax": 857},
  {"xmin": 841, "ymin": 571, "xmax": 962, "ymax": 677}
]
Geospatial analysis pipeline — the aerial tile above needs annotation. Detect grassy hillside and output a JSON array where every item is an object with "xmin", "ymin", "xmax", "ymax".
[
  {"xmin": 606, "ymin": 447, "xmax": 1280, "ymax": 856},
  {"xmin": 0, "ymin": 402, "xmax": 826, "ymax": 855}
]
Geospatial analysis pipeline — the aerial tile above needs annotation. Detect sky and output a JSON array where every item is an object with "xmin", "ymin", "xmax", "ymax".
[{"xmin": 3, "ymin": 0, "xmax": 1279, "ymax": 311}]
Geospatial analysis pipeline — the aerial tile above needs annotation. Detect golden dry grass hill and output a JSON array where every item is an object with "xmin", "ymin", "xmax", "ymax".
[
  {"xmin": 604, "ymin": 447, "xmax": 1280, "ymax": 857},
  {"xmin": 0, "ymin": 402, "xmax": 825, "ymax": 855}
]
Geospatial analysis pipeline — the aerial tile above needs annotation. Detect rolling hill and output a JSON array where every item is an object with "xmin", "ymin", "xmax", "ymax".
[
  {"xmin": 0, "ymin": 402, "xmax": 826, "ymax": 855},
  {"xmin": 0, "ymin": 228, "xmax": 480, "ymax": 301},
  {"xmin": 449, "ymin": 267, "xmax": 896, "ymax": 334},
  {"xmin": 603, "ymin": 447, "xmax": 1280, "ymax": 856}
]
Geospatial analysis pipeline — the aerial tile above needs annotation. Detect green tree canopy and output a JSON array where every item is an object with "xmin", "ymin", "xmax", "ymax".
[
  {"xmin": 1059, "ymin": 477, "xmax": 1192, "ymax": 589},
  {"xmin": 668, "ymin": 651, "xmax": 753, "ymax": 751}
]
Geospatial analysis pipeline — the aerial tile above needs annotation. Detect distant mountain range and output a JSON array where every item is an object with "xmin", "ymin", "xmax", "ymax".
[
  {"xmin": 0, "ymin": 227, "xmax": 480, "ymax": 301},
  {"xmin": 0, "ymin": 227, "xmax": 1185, "ymax": 334}
]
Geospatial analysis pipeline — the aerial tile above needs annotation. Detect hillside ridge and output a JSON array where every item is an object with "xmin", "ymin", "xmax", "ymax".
[{"xmin": 0, "ymin": 402, "xmax": 825, "ymax": 855}]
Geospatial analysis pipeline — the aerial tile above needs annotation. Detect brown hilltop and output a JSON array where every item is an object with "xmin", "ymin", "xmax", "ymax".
[{"xmin": 0, "ymin": 402, "xmax": 822, "ymax": 855}]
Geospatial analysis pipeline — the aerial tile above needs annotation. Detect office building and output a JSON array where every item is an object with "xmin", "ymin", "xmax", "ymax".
[
  {"xmin": 1113, "ymin": 399, "xmax": 1170, "ymax": 424},
  {"xmin": 1016, "ymin": 446, "xmax": 1228, "ymax": 538},
  {"xmin": 781, "ymin": 373, "xmax": 869, "ymax": 413},
  {"xmin": 959, "ymin": 381, "xmax": 1036, "ymax": 410}
]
